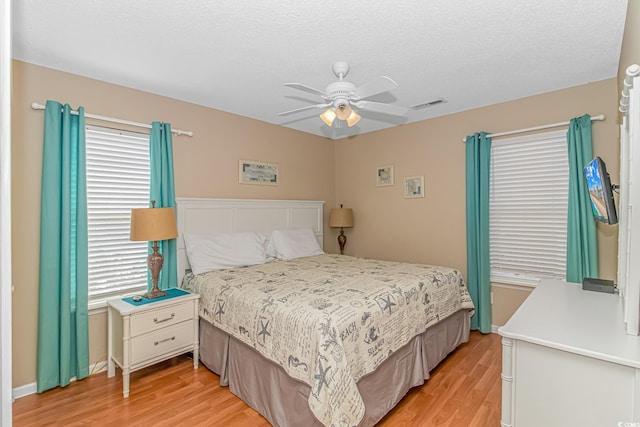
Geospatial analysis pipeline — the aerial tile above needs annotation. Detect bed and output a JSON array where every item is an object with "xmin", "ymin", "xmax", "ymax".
[{"xmin": 175, "ymin": 198, "xmax": 475, "ymax": 427}]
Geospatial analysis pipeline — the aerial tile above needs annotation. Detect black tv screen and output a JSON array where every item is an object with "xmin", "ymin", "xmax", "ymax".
[{"xmin": 584, "ymin": 156, "xmax": 618, "ymax": 225}]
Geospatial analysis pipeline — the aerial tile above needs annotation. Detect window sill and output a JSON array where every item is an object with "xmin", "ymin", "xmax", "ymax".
[
  {"xmin": 491, "ymin": 274, "xmax": 541, "ymax": 289},
  {"xmin": 89, "ymin": 289, "xmax": 147, "ymax": 314}
]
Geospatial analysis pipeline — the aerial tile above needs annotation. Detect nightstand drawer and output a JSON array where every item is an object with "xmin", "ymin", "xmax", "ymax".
[
  {"xmin": 130, "ymin": 320, "xmax": 195, "ymax": 365},
  {"xmin": 130, "ymin": 301, "xmax": 193, "ymax": 336}
]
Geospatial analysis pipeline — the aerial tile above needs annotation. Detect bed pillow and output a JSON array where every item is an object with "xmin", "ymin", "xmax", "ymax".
[
  {"xmin": 183, "ymin": 231, "xmax": 268, "ymax": 275},
  {"xmin": 268, "ymin": 228, "xmax": 324, "ymax": 260}
]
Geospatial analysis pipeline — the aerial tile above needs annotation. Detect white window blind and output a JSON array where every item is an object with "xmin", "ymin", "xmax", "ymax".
[
  {"xmin": 86, "ymin": 126, "xmax": 150, "ymax": 305},
  {"xmin": 489, "ymin": 129, "xmax": 569, "ymax": 282}
]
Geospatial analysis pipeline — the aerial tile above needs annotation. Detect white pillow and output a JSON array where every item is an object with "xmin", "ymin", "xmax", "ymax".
[
  {"xmin": 183, "ymin": 231, "xmax": 268, "ymax": 275},
  {"xmin": 268, "ymin": 228, "xmax": 324, "ymax": 260}
]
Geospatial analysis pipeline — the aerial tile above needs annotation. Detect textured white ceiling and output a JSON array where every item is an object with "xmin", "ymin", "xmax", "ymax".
[{"xmin": 12, "ymin": 0, "xmax": 628, "ymax": 140}]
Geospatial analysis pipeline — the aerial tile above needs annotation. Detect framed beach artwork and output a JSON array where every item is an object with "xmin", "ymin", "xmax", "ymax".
[
  {"xmin": 404, "ymin": 176, "xmax": 424, "ymax": 198},
  {"xmin": 376, "ymin": 165, "xmax": 394, "ymax": 186},
  {"xmin": 239, "ymin": 160, "xmax": 279, "ymax": 185}
]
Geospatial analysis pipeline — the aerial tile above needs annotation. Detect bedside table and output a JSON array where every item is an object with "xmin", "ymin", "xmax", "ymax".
[{"xmin": 107, "ymin": 290, "xmax": 200, "ymax": 397}]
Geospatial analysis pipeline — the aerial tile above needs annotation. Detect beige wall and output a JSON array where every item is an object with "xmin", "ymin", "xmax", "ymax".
[
  {"xmin": 11, "ymin": 61, "xmax": 335, "ymax": 387},
  {"xmin": 490, "ymin": 284, "xmax": 532, "ymax": 327},
  {"xmin": 334, "ymin": 78, "xmax": 621, "ymax": 327}
]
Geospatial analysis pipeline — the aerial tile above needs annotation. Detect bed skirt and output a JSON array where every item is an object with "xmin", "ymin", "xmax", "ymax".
[{"xmin": 198, "ymin": 309, "xmax": 471, "ymax": 427}]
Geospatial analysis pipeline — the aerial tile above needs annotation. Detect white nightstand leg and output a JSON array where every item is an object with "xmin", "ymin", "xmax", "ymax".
[
  {"xmin": 108, "ymin": 358, "xmax": 115, "ymax": 378},
  {"xmin": 192, "ymin": 300, "xmax": 199, "ymax": 369},
  {"xmin": 122, "ymin": 368, "xmax": 130, "ymax": 398},
  {"xmin": 122, "ymin": 316, "xmax": 131, "ymax": 397},
  {"xmin": 107, "ymin": 307, "xmax": 115, "ymax": 377}
]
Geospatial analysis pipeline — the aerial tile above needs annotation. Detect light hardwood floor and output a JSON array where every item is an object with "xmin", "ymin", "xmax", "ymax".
[{"xmin": 13, "ymin": 331, "xmax": 501, "ymax": 426}]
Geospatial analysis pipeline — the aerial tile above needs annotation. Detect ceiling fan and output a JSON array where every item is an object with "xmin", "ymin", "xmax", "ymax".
[{"xmin": 278, "ymin": 61, "xmax": 409, "ymax": 128}]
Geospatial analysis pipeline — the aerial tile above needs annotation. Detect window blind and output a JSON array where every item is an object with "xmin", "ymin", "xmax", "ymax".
[
  {"xmin": 86, "ymin": 126, "xmax": 150, "ymax": 304},
  {"xmin": 489, "ymin": 129, "xmax": 569, "ymax": 281}
]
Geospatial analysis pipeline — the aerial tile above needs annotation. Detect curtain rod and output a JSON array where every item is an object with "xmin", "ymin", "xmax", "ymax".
[
  {"xmin": 620, "ymin": 64, "xmax": 640, "ymax": 114},
  {"xmin": 461, "ymin": 114, "xmax": 605, "ymax": 143},
  {"xmin": 31, "ymin": 102, "xmax": 193, "ymax": 137}
]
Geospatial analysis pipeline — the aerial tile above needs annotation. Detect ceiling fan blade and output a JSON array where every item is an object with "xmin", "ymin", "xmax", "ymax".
[
  {"xmin": 284, "ymin": 83, "xmax": 330, "ymax": 98},
  {"xmin": 277, "ymin": 103, "xmax": 331, "ymax": 116},
  {"xmin": 352, "ymin": 76, "xmax": 399, "ymax": 100},
  {"xmin": 353, "ymin": 100, "xmax": 409, "ymax": 117}
]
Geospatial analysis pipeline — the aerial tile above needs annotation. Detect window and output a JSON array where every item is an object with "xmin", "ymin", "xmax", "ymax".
[
  {"xmin": 86, "ymin": 126, "xmax": 150, "ymax": 306},
  {"xmin": 489, "ymin": 129, "xmax": 569, "ymax": 285}
]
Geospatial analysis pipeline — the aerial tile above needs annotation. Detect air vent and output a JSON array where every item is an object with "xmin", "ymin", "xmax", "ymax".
[{"xmin": 411, "ymin": 98, "xmax": 447, "ymax": 110}]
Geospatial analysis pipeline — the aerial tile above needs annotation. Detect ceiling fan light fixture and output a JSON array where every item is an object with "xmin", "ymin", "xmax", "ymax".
[
  {"xmin": 335, "ymin": 103, "xmax": 351, "ymax": 121},
  {"xmin": 320, "ymin": 108, "xmax": 336, "ymax": 126},
  {"xmin": 346, "ymin": 110, "xmax": 361, "ymax": 127},
  {"xmin": 320, "ymin": 104, "xmax": 360, "ymax": 127}
]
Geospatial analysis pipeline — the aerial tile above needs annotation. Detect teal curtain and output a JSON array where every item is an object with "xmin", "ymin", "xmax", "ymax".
[
  {"xmin": 566, "ymin": 114, "xmax": 598, "ymax": 283},
  {"xmin": 37, "ymin": 100, "xmax": 89, "ymax": 392},
  {"xmin": 465, "ymin": 132, "xmax": 492, "ymax": 333},
  {"xmin": 149, "ymin": 122, "xmax": 177, "ymax": 290}
]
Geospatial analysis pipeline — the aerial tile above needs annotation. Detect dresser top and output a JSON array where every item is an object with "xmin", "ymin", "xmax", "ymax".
[{"xmin": 498, "ymin": 279, "xmax": 640, "ymax": 368}]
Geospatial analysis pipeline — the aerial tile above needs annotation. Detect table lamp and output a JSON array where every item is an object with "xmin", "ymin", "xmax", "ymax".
[
  {"xmin": 329, "ymin": 204, "xmax": 354, "ymax": 255},
  {"xmin": 130, "ymin": 201, "xmax": 178, "ymax": 299}
]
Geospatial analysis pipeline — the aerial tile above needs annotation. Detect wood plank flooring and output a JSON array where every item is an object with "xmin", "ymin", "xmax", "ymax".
[{"xmin": 13, "ymin": 331, "xmax": 501, "ymax": 426}]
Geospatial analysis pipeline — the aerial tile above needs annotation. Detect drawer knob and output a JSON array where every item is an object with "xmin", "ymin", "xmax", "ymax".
[
  {"xmin": 153, "ymin": 313, "xmax": 175, "ymax": 324},
  {"xmin": 154, "ymin": 336, "xmax": 176, "ymax": 346}
]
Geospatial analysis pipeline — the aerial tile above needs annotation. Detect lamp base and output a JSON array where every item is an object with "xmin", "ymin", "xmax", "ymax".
[
  {"xmin": 143, "ymin": 287, "xmax": 168, "ymax": 299},
  {"xmin": 145, "ymin": 241, "xmax": 167, "ymax": 299},
  {"xmin": 338, "ymin": 228, "xmax": 347, "ymax": 255}
]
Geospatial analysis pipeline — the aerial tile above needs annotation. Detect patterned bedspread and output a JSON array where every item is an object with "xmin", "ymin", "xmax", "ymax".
[{"xmin": 181, "ymin": 254, "xmax": 474, "ymax": 427}]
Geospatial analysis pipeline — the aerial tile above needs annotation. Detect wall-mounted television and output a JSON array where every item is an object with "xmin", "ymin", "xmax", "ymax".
[{"xmin": 584, "ymin": 156, "xmax": 618, "ymax": 225}]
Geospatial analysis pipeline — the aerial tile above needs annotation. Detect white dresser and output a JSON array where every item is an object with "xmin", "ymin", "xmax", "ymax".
[
  {"xmin": 107, "ymin": 291, "xmax": 200, "ymax": 397},
  {"xmin": 498, "ymin": 279, "xmax": 640, "ymax": 427}
]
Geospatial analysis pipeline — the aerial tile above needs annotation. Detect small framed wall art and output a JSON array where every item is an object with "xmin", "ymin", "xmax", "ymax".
[
  {"xmin": 376, "ymin": 165, "xmax": 394, "ymax": 186},
  {"xmin": 404, "ymin": 176, "xmax": 424, "ymax": 198},
  {"xmin": 239, "ymin": 160, "xmax": 279, "ymax": 185}
]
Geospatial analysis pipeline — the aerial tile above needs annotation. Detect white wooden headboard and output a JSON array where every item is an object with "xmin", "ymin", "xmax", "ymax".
[{"xmin": 176, "ymin": 198, "xmax": 325, "ymax": 284}]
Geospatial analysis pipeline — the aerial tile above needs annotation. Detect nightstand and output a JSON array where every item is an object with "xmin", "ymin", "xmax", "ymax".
[{"xmin": 107, "ymin": 290, "xmax": 200, "ymax": 397}]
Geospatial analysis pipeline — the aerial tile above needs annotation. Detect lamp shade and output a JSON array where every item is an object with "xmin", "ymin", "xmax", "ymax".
[
  {"xmin": 329, "ymin": 207, "xmax": 354, "ymax": 228},
  {"xmin": 320, "ymin": 108, "xmax": 337, "ymax": 126},
  {"xmin": 346, "ymin": 110, "xmax": 361, "ymax": 127},
  {"xmin": 130, "ymin": 207, "xmax": 178, "ymax": 241}
]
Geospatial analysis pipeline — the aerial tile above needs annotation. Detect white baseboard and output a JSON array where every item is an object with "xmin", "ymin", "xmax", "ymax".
[
  {"xmin": 12, "ymin": 359, "xmax": 108, "ymax": 401},
  {"xmin": 12, "ymin": 382, "xmax": 36, "ymax": 400},
  {"xmin": 491, "ymin": 324, "xmax": 500, "ymax": 334}
]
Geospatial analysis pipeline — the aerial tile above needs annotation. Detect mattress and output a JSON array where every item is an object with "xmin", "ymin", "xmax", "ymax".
[{"xmin": 181, "ymin": 254, "xmax": 474, "ymax": 426}]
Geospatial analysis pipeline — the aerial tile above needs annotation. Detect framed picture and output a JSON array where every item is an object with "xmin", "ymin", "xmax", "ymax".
[
  {"xmin": 404, "ymin": 176, "xmax": 424, "ymax": 198},
  {"xmin": 376, "ymin": 165, "xmax": 394, "ymax": 186},
  {"xmin": 239, "ymin": 160, "xmax": 279, "ymax": 185}
]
